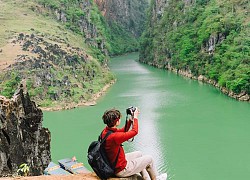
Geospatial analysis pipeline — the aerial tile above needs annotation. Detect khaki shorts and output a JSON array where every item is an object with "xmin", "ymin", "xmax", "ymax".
[{"xmin": 116, "ymin": 151, "xmax": 157, "ymax": 180}]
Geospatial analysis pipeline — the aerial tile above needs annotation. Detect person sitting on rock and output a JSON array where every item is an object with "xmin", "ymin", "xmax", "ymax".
[{"xmin": 101, "ymin": 108, "xmax": 167, "ymax": 180}]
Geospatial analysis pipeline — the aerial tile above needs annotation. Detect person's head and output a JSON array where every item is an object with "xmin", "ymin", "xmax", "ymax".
[{"xmin": 102, "ymin": 108, "xmax": 121, "ymax": 127}]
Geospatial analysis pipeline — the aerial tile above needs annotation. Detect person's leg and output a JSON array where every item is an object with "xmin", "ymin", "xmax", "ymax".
[
  {"xmin": 125, "ymin": 151, "xmax": 143, "ymax": 162},
  {"xmin": 146, "ymin": 160, "xmax": 158, "ymax": 180},
  {"xmin": 116, "ymin": 154, "xmax": 157, "ymax": 180},
  {"xmin": 126, "ymin": 151, "xmax": 150, "ymax": 179},
  {"xmin": 140, "ymin": 169, "xmax": 150, "ymax": 180}
]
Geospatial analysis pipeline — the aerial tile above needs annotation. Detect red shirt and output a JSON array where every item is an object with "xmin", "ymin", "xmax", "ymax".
[{"xmin": 101, "ymin": 118, "xmax": 138, "ymax": 173}]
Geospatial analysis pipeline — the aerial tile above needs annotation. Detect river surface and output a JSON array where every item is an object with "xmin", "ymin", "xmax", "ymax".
[{"xmin": 44, "ymin": 53, "xmax": 250, "ymax": 180}]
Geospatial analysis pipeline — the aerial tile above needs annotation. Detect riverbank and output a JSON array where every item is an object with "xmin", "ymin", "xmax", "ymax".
[
  {"xmin": 173, "ymin": 68, "xmax": 250, "ymax": 102},
  {"xmin": 40, "ymin": 80, "xmax": 116, "ymax": 111},
  {"xmin": 142, "ymin": 61, "xmax": 249, "ymax": 102}
]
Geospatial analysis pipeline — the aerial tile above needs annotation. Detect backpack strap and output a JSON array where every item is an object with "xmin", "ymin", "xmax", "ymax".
[
  {"xmin": 99, "ymin": 130, "xmax": 112, "ymax": 144},
  {"xmin": 99, "ymin": 130, "xmax": 121, "ymax": 170}
]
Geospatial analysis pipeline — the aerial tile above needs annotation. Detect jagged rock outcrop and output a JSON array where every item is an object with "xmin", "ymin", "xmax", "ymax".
[
  {"xmin": 205, "ymin": 33, "xmax": 225, "ymax": 54},
  {"xmin": 0, "ymin": 87, "xmax": 51, "ymax": 176}
]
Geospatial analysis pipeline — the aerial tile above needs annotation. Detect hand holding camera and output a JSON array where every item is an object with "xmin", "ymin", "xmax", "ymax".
[
  {"xmin": 126, "ymin": 106, "xmax": 140, "ymax": 119},
  {"xmin": 125, "ymin": 106, "xmax": 140, "ymax": 142}
]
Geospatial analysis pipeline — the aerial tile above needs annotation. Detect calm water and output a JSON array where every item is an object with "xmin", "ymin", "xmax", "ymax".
[{"xmin": 44, "ymin": 53, "xmax": 250, "ymax": 180}]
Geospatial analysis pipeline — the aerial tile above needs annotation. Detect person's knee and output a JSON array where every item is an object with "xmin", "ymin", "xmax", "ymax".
[
  {"xmin": 144, "ymin": 155, "xmax": 153, "ymax": 161},
  {"xmin": 134, "ymin": 151, "xmax": 143, "ymax": 157},
  {"xmin": 144, "ymin": 155, "xmax": 154, "ymax": 164}
]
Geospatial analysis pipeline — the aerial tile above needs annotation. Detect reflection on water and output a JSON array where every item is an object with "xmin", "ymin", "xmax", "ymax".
[
  {"xmin": 114, "ymin": 55, "xmax": 167, "ymax": 173},
  {"xmin": 127, "ymin": 76, "xmax": 167, "ymax": 173}
]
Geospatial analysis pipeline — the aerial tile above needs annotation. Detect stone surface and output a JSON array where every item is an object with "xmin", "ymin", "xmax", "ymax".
[
  {"xmin": 0, "ymin": 87, "xmax": 51, "ymax": 176},
  {"xmin": 0, "ymin": 173, "xmax": 142, "ymax": 180}
]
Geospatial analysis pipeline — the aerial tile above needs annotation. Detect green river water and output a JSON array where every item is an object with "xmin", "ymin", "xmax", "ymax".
[{"xmin": 44, "ymin": 53, "xmax": 250, "ymax": 180}]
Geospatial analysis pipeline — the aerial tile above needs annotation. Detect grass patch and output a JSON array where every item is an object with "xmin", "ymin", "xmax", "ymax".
[{"xmin": 0, "ymin": 0, "xmax": 87, "ymax": 49}]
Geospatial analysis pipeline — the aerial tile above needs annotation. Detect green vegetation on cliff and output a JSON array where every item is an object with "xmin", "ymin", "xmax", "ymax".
[
  {"xmin": 36, "ymin": 0, "xmax": 147, "ymax": 56},
  {"xmin": 140, "ymin": 0, "xmax": 249, "ymax": 95},
  {"xmin": 36, "ymin": 0, "xmax": 109, "ymax": 63},
  {"xmin": 97, "ymin": 0, "xmax": 148, "ymax": 55},
  {"xmin": 0, "ymin": 0, "xmax": 148, "ymax": 107},
  {"xmin": 107, "ymin": 21, "xmax": 139, "ymax": 55},
  {"xmin": 0, "ymin": 0, "xmax": 114, "ymax": 107}
]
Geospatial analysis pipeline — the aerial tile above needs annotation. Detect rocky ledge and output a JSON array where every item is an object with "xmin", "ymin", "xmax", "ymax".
[
  {"xmin": 0, "ymin": 87, "xmax": 51, "ymax": 176},
  {"xmin": 0, "ymin": 173, "xmax": 143, "ymax": 180}
]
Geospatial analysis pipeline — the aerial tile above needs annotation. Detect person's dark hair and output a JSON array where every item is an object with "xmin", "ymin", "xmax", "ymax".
[{"xmin": 102, "ymin": 109, "xmax": 121, "ymax": 127}]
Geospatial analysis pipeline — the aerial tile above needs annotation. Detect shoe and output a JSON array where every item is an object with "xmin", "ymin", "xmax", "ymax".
[{"xmin": 156, "ymin": 173, "xmax": 168, "ymax": 180}]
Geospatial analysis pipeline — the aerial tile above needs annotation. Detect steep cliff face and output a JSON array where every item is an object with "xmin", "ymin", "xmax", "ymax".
[
  {"xmin": 94, "ymin": 0, "xmax": 148, "ymax": 37},
  {"xmin": 0, "ymin": 87, "xmax": 51, "ymax": 176},
  {"xmin": 140, "ymin": 0, "xmax": 249, "ymax": 101},
  {"xmin": 94, "ymin": 0, "xmax": 148, "ymax": 55}
]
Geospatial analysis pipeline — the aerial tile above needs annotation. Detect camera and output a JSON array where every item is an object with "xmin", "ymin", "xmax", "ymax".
[{"xmin": 126, "ymin": 106, "xmax": 136, "ymax": 116}]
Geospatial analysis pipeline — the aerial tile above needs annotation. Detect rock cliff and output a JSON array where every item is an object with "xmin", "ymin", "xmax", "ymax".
[
  {"xmin": 0, "ymin": 87, "xmax": 51, "ymax": 176},
  {"xmin": 94, "ymin": 0, "xmax": 148, "ymax": 38}
]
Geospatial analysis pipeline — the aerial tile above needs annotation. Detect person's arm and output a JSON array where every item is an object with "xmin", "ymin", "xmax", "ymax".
[
  {"xmin": 114, "ymin": 108, "xmax": 140, "ymax": 143},
  {"xmin": 113, "ymin": 118, "xmax": 138, "ymax": 144},
  {"xmin": 117, "ymin": 118, "xmax": 133, "ymax": 132}
]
